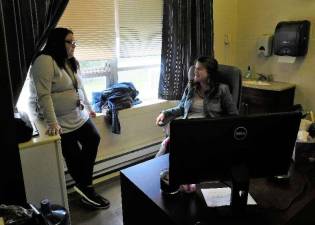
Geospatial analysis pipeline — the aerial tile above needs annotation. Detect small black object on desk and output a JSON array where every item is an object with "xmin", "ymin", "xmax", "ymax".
[{"xmin": 160, "ymin": 169, "xmax": 180, "ymax": 195}]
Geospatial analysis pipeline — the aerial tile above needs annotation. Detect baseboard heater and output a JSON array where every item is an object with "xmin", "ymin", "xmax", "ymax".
[{"xmin": 65, "ymin": 142, "xmax": 160, "ymax": 187}]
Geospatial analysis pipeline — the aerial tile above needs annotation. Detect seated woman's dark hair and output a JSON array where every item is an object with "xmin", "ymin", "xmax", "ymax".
[
  {"xmin": 195, "ymin": 56, "xmax": 218, "ymax": 81},
  {"xmin": 194, "ymin": 56, "xmax": 219, "ymax": 97},
  {"xmin": 36, "ymin": 27, "xmax": 78, "ymax": 73}
]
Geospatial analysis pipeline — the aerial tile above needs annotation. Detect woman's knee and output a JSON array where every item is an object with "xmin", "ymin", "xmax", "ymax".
[
  {"xmin": 88, "ymin": 131, "xmax": 100, "ymax": 149},
  {"xmin": 156, "ymin": 137, "xmax": 170, "ymax": 157},
  {"xmin": 84, "ymin": 120, "xmax": 101, "ymax": 145}
]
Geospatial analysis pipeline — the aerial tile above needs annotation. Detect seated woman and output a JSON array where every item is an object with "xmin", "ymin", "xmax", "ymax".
[{"xmin": 155, "ymin": 56, "xmax": 239, "ymax": 192}]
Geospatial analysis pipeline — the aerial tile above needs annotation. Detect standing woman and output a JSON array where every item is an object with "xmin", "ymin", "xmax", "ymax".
[{"xmin": 29, "ymin": 27, "xmax": 110, "ymax": 209}]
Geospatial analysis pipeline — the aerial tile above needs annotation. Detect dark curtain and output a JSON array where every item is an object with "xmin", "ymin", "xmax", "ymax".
[
  {"xmin": 0, "ymin": 0, "xmax": 68, "ymax": 205},
  {"xmin": 158, "ymin": 0, "xmax": 213, "ymax": 100},
  {"xmin": 1, "ymin": 0, "xmax": 69, "ymax": 104}
]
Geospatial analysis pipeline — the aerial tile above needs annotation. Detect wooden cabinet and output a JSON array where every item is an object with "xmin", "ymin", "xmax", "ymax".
[
  {"xmin": 241, "ymin": 82, "xmax": 295, "ymax": 115},
  {"xmin": 19, "ymin": 120, "xmax": 69, "ymax": 211}
]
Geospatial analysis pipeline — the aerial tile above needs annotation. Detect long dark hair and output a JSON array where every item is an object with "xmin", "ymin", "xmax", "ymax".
[
  {"xmin": 194, "ymin": 56, "xmax": 219, "ymax": 97},
  {"xmin": 38, "ymin": 27, "xmax": 79, "ymax": 73}
]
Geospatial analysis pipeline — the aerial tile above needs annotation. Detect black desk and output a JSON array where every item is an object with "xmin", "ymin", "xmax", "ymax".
[{"xmin": 120, "ymin": 154, "xmax": 315, "ymax": 225}]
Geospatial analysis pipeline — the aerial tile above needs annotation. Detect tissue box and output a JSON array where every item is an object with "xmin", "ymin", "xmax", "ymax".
[{"xmin": 293, "ymin": 141, "xmax": 315, "ymax": 164}]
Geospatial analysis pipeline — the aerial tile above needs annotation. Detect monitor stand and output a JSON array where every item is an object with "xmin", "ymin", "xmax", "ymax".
[{"xmin": 230, "ymin": 164, "xmax": 250, "ymax": 214}]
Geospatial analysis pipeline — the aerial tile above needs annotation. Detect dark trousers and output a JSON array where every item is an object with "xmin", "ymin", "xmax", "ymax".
[{"xmin": 60, "ymin": 119, "xmax": 100, "ymax": 187}]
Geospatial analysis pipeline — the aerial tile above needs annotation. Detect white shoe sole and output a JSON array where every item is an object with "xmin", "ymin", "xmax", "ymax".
[
  {"xmin": 80, "ymin": 198, "xmax": 110, "ymax": 209},
  {"xmin": 73, "ymin": 186, "xmax": 101, "ymax": 206}
]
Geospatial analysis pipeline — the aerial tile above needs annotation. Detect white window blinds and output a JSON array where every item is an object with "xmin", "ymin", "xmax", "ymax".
[
  {"xmin": 57, "ymin": 0, "xmax": 116, "ymax": 61},
  {"xmin": 118, "ymin": 0, "xmax": 163, "ymax": 58}
]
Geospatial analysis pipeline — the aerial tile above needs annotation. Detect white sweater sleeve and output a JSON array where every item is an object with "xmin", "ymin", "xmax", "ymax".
[
  {"xmin": 31, "ymin": 55, "xmax": 58, "ymax": 124},
  {"xmin": 76, "ymin": 71, "xmax": 93, "ymax": 112}
]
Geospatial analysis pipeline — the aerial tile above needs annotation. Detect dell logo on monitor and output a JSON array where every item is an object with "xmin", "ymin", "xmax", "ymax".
[{"xmin": 234, "ymin": 127, "xmax": 247, "ymax": 140}]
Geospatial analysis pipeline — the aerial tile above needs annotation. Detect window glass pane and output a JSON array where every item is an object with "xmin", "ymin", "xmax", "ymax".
[
  {"xmin": 58, "ymin": 0, "xmax": 116, "ymax": 61},
  {"xmin": 80, "ymin": 60, "xmax": 106, "ymax": 70},
  {"xmin": 81, "ymin": 77, "xmax": 107, "ymax": 102},
  {"xmin": 17, "ymin": 76, "xmax": 31, "ymax": 114},
  {"xmin": 57, "ymin": 0, "xmax": 163, "ymax": 102},
  {"xmin": 119, "ymin": 0, "xmax": 163, "ymax": 58},
  {"xmin": 118, "ymin": 56, "xmax": 161, "ymax": 68},
  {"xmin": 79, "ymin": 60, "xmax": 112, "ymax": 78},
  {"xmin": 118, "ymin": 67, "xmax": 160, "ymax": 101}
]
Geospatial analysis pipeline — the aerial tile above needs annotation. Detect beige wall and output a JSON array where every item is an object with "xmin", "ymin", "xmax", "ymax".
[
  {"xmin": 213, "ymin": 0, "xmax": 238, "ymax": 65},
  {"xmin": 214, "ymin": 0, "xmax": 315, "ymax": 111}
]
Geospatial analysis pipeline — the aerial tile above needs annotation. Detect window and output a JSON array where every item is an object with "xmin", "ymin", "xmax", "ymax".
[
  {"xmin": 118, "ymin": 56, "xmax": 160, "ymax": 101},
  {"xmin": 58, "ymin": 0, "xmax": 163, "ymax": 102}
]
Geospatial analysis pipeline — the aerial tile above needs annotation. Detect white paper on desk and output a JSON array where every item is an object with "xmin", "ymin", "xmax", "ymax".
[{"xmin": 201, "ymin": 187, "xmax": 257, "ymax": 207}]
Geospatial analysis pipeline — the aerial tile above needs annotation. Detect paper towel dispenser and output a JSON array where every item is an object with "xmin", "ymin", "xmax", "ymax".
[{"xmin": 273, "ymin": 20, "xmax": 310, "ymax": 56}]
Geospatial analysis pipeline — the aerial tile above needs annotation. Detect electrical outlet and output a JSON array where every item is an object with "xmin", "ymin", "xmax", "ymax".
[{"xmin": 224, "ymin": 34, "xmax": 230, "ymax": 46}]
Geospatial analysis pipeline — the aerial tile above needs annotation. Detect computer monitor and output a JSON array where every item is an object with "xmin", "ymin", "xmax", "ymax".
[{"xmin": 169, "ymin": 111, "xmax": 301, "ymax": 210}]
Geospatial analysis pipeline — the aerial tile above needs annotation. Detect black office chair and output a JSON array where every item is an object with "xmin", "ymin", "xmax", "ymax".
[{"xmin": 188, "ymin": 64, "xmax": 242, "ymax": 110}]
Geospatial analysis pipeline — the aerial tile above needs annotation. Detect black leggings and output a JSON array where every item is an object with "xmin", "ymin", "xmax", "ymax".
[{"xmin": 60, "ymin": 119, "xmax": 100, "ymax": 187}]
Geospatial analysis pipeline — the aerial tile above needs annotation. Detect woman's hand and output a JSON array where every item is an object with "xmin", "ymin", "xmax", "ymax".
[
  {"xmin": 89, "ymin": 111, "xmax": 96, "ymax": 118},
  {"xmin": 46, "ymin": 122, "xmax": 63, "ymax": 136},
  {"xmin": 156, "ymin": 112, "xmax": 165, "ymax": 126}
]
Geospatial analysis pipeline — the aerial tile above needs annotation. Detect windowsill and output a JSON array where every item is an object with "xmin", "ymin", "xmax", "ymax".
[
  {"xmin": 95, "ymin": 98, "xmax": 178, "ymax": 117},
  {"xmin": 128, "ymin": 98, "xmax": 168, "ymax": 108},
  {"xmin": 92, "ymin": 98, "xmax": 177, "ymax": 161}
]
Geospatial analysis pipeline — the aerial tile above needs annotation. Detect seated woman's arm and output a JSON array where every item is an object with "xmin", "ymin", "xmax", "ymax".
[
  {"xmin": 220, "ymin": 84, "xmax": 239, "ymax": 116},
  {"xmin": 161, "ymin": 85, "xmax": 190, "ymax": 121}
]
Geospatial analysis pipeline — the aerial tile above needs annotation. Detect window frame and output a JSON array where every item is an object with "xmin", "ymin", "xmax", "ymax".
[{"xmin": 60, "ymin": 0, "xmax": 163, "ymax": 99}]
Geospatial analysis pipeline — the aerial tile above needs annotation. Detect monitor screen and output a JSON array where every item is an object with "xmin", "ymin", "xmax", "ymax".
[{"xmin": 169, "ymin": 111, "xmax": 301, "ymax": 187}]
